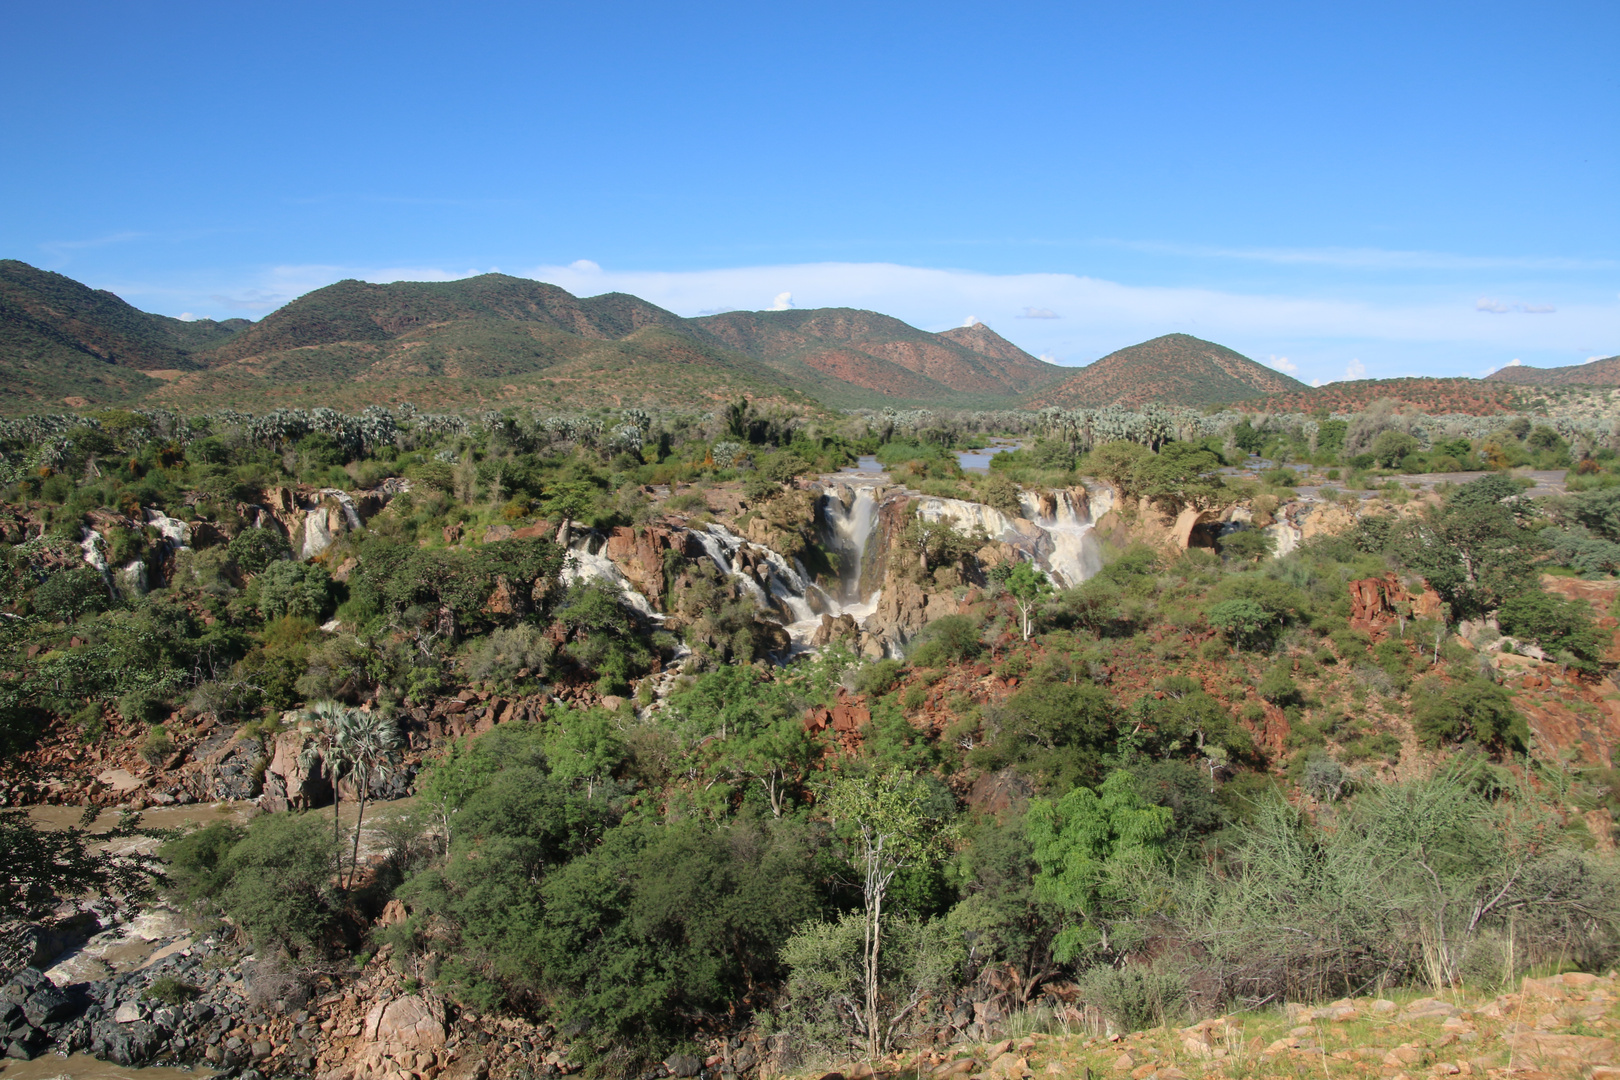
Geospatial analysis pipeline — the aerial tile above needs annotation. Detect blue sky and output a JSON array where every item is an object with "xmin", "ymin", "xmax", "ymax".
[{"xmin": 4, "ymin": 0, "xmax": 1617, "ymax": 386}]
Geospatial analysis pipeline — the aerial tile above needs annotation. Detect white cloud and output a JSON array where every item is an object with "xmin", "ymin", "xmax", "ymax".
[
  {"xmin": 177, "ymin": 312, "xmax": 196, "ymax": 322},
  {"xmin": 1520, "ymin": 304, "xmax": 1556, "ymax": 314},
  {"xmin": 1311, "ymin": 378, "xmax": 1323, "ymax": 387},
  {"xmin": 1268, "ymin": 354, "xmax": 1298, "ymax": 374},
  {"xmin": 569, "ymin": 259, "xmax": 601, "ymax": 273},
  {"xmin": 1111, "ymin": 240, "xmax": 1617, "ymax": 272},
  {"xmin": 1477, "ymin": 298, "xmax": 1511, "ymax": 314},
  {"xmin": 770, "ymin": 291, "xmax": 794, "ymax": 311},
  {"xmin": 962, "ymin": 315, "xmax": 980, "ymax": 327},
  {"xmin": 1019, "ymin": 307, "xmax": 1059, "ymax": 319},
  {"xmin": 1345, "ymin": 359, "xmax": 1366, "ymax": 380}
]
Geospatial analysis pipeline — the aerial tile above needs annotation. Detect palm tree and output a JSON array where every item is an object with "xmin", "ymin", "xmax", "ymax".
[
  {"xmin": 299, "ymin": 700, "xmax": 348, "ymax": 848},
  {"xmin": 333, "ymin": 707, "xmax": 401, "ymax": 889},
  {"xmin": 299, "ymin": 701, "xmax": 402, "ymax": 889}
]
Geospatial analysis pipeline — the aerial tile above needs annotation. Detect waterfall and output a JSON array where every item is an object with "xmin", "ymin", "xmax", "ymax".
[
  {"xmin": 689, "ymin": 524, "xmax": 819, "ymax": 621},
  {"xmin": 916, "ymin": 487, "xmax": 1103, "ymax": 589},
  {"xmin": 819, "ymin": 484, "xmax": 880, "ymax": 603},
  {"xmin": 562, "ymin": 533, "xmax": 661, "ymax": 619}
]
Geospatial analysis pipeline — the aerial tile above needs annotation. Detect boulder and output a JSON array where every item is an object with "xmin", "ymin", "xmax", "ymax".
[
  {"xmin": 664, "ymin": 1053, "xmax": 703, "ymax": 1077},
  {"xmin": 811, "ymin": 613, "xmax": 859, "ymax": 647},
  {"xmin": 259, "ymin": 729, "xmax": 331, "ymax": 812},
  {"xmin": 22, "ymin": 987, "xmax": 78, "ymax": 1027},
  {"xmin": 90, "ymin": 1018, "xmax": 164, "ymax": 1066},
  {"xmin": 364, "ymin": 994, "xmax": 446, "ymax": 1050}
]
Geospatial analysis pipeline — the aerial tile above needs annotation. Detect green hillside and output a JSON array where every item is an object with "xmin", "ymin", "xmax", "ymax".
[
  {"xmin": 1024, "ymin": 332, "xmax": 1308, "ymax": 408},
  {"xmin": 0, "ymin": 263, "xmax": 1074, "ymax": 413}
]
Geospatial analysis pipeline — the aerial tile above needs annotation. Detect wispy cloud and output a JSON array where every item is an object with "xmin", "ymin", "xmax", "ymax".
[
  {"xmin": 770, "ymin": 291, "xmax": 794, "ymax": 311},
  {"xmin": 40, "ymin": 230, "xmax": 150, "ymax": 253},
  {"xmin": 1019, "ymin": 307, "xmax": 1060, "ymax": 319},
  {"xmin": 1478, "ymin": 298, "xmax": 1558, "ymax": 315},
  {"xmin": 1345, "ymin": 359, "xmax": 1367, "ymax": 379},
  {"xmin": 1268, "ymin": 355, "xmax": 1298, "ymax": 374},
  {"xmin": 1109, "ymin": 240, "xmax": 1616, "ymax": 272}
]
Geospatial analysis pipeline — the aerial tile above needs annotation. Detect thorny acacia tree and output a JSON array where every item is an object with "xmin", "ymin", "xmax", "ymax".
[{"xmin": 823, "ymin": 769, "xmax": 955, "ymax": 1061}]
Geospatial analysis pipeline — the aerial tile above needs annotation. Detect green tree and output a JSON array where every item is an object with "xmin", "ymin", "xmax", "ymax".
[
  {"xmin": 543, "ymin": 706, "xmax": 627, "ymax": 799},
  {"xmin": 1087, "ymin": 441, "xmax": 1152, "ymax": 506},
  {"xmin": 991, "ymin": 560, "xmax": 1053, "ymax": 640},
  {"xmin": 227, "ymin": 528, "xmax": 291, "ymax": 574},
  {"xmin": 822, "ymin": 769, "xmax": 956, "ymax": 1060},
  {"xmin": 216, "ymin": 811, "xmax": 344, "ymax": 958},
  {"xmin": 34, "ymin": 566, "xmax": 111, "ymax": 621},
  {"xmin": 1371, "ymin": 430, "xmax": 1420, "ymax": 467},
  {"xmin": 1138, "ymin": 442, "xmax": 1226, "ymax": 516},
  {"xmin": 1026, "ymin": 770, "xmax": 1172, "ymax": 960},
  {"xmin": 252, "ymin": 560, "xmax": 335, "ymax": 621},
  {"xmin": 1497, "ymin": 590, "xmax": 1608, "ymax": 675},
  {"xmin": 1393, "ymin": 481, "xmax": 1541, "ymax": 618}
]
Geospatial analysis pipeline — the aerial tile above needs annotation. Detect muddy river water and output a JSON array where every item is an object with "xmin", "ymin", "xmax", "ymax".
[{"xmin": 10, "ymin": 799, "xmax": 417, "ymax": 1079}]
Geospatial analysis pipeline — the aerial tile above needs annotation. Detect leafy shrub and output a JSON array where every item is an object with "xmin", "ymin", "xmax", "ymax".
[
  {"xmin": 1330, "ymin": 627, "xmax": 1371, "ymax": 658},
  {"xmin": 976, "ymin": 681, "xmax": 1122, "ymax": 789},
  {"xmin": 119, "ymin": 686, "xmax": 167, "ymax": 726},
  {"xmin": 852, "ymin": 658, "xmax": 906, "ymax": 697},
  {"xmin": 1411, "ymin": 676, "xmax": 1528, "ymax": 751},
  {"xmin": 980, "ymin": 474, "xmax": 1023, "ymax": 519},
  {"xmin": 227, "ymin": 528, "xmax": 291, "ymax": 574},
  {"xmin": 251, "ymin": 560, "xmax": 335, "ymax": 621},
  {"xmin": 1541, "ymin": 526, "xmax": 1620, "ymax": 575},
  {"xmin": 1257, "ymin": 662, "xmax": 1301, "ymax": 706},
  {"xmin": 160, "ymin": 813, "xmax": 342, "ymax": 958},
  {"xmin": 1371, "ymin": 638, "xmax": 1414, "ymax": 691},
  {"xmin": 665, "ymin": 490, "xmax": 708, "ymax": 513},
  {"xmin": 465, "ymin": 623, "xmax": 556, "ymax": 686},
  {"xmin": 1220, "ymin": 528, "xmax": 1275, "ymax": 563},
  {"xmin": 35, "ymin": 567, "xmax": 110, "ymax": 621},
  {"xmin": 1371, "ymin": 430, "xmax": 1420, "ymax": 467},
  {"xmin": 1300, "ymin": 755, "xmax": 1350, "ymax": 801},
  {"xmin": 906, "ymin": 615, "xmax": 983, "ymax": 667},
  {"xmin": 144, "ymin": 976, "xmax": 201, "ymax": 1005},
  {"xmin": 1075, "ymin": 959, "xmax": 1190, "ymax": 1032},
  {"xmin": 138, "ymin": 724, "xmax": 175, "ymax": 766},
  {"xmin": 781, "ymin": 912, "xmax": 963, "ymax": 1058}
]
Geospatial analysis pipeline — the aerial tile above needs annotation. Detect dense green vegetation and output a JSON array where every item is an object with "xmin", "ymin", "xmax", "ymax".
[{"xmin": 4, "ymin": 397, "xmax": 1620, "ymax": 1073}]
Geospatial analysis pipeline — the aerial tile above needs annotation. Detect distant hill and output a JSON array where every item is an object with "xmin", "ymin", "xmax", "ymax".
[
  {"xmin": 0, "ymin": 263, "xmax": 1066, "ymax": 413},
  {"xmin": 1023, "ymin": 333, "xmax": 1306, "ymax": 408},
  {"xmin": 691, "ymin": 309, "xmax": 1067, "ymax": 407},
  {"xmin": 1248, "ymin": 377, "xmax": 1521, "ymax": 415},
  {"xmin": 1485, "ymin": 356, "xmax": 1620, "ymax": 387},
  {"xmin": 0, "ymin": 260, "xmax": 248, "ymax": 407}
]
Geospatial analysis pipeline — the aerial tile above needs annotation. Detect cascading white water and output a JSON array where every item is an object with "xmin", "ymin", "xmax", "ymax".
[
  {"xmin": 1015, "ymin": 489, "xmax": 1103, "ymax": 587},
  {"xmin": 689, "ymin": 523, "xmax": 819, "ymax": 622},
  {"xmin": 820, "ymin": 485, "xmax": 880, "ymax": 603},
  {"xmin": 562, "ymin": 534, "xmax": 661, "ymax": 619},
  {"xmin": 917, "ymin": 488, "xmax": 1103, "ymax": 589}
]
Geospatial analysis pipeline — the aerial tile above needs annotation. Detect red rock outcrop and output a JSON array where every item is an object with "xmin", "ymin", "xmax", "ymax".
[
  {"xmin": 1348, "ymin": 572, "xmax": 1444, "ymax": 638},
  {"xmin": 804, "ymin": 690, "xmax": 871, "ymax": 735}
]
